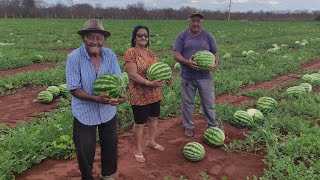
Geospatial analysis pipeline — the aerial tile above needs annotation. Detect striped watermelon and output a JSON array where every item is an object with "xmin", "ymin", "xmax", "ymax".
[
  {"xmin": 246, "ymin": 108, "xmax": 264, "ymax": 122},
  {"xmin": 299, "ymin": 83, "xmax": 312, "ymax": 92},
  {"xmin": 183, "ymin": 142, "xmax": 205, "ymax": 162},
  {"xmin": 94, "ymin": 74, "xmax": 126, "ymax": 98},
  {"xmin": 256, "ymin": 97, "xmax": 277, "ymax": 113},
  {"xmin": 37, "ymin": 91, "xmax": 53, "ymax": 104},
  {"xmin": 58, "ymin": 84, "xmax": 69, "ymax": 96},
  {"xmin": 174, "ymin": 62, "xmax": 180, "ymax": 71},
  {"xmin": 204, "ymin": 127, "xmax": 225, "ymax": 147},
  {"xmin": 286, "ymin": 86, "xmax": 306, "ymax": 97},
  {"xmin": 147, "ymin": 62, "xmax": 172, "ymax": 81},
  {"xmin": 192, "ymin": 50, "xmax": 215, "ymax": 70},
  {"xmin": 233, "ymin": 110, "xmax": 254, "ymax": 127},
  {"xmin": 122, "ymin": 72, "xmax": 129, "ymax": 87},
  {"xmin": 46, "ymin": 86, "xmax": 60, "ymax": 97}
]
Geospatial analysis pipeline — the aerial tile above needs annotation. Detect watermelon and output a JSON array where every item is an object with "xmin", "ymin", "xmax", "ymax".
[
  {"xmin": 147, "ymin": 62, "xmax": 172, "ymax": 81},
  {"xmin": 286, "ymin": 86, "xmax": 306, "ymax": 97},
  {"xmin": 233, "ymin": 110, "xmax": 253, "ymax": 127},
  {"xmin": 94, "ymin": 74, "xmax": 126, "ymax": 98},
  {"xmin": 256, "ymin": 97, "xmax": 277, "ymax": 113},
  {"xmin": 122, "ymin": 72, "xmax": 129, "ymax": 87},
  {"xmin": 46, "ymin": 86, "xmax": 60, "ymax": 97},
  {"xmin": 192, "ymin": 50, "xmax": 215, "ymax": 70},
  {"xmin": 183, "ymin": 142, "xmax": 205, "ymax": 162},
  {"xmin": 204, "ymin": 127, "xmax": 225, "ymax": 147},
  {"xmin": 37, "ymin": 91, "xmax": 53, "ymax": 104},
  {"xmin": 174, "ymin": 62, "xmax": 180, "ymax": 71},
  {"xmin": 299, "ymin": 83, "xmax": 312, "ymax": 92},
  {"xmin": 58, "ymin": 84, "xmax": 69, "ymax": 96},
  {"xmin": 246, "ymin": 108, "xmax": 264, "ymax": 122}
]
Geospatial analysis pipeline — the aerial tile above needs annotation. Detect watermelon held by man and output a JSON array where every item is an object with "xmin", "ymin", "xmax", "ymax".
[
  {"xmin": 93, "ymin": 74, "xmax": 126, "ymax": 98},
  {"xmin": 192, "ymin": 50, "xmax": 215, "ymax": 70}
]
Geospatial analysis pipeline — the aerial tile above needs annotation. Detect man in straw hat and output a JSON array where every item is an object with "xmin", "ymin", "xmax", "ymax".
[
  {"xmin": 172, "ymin": 11, "xmax": 220, "ymax": 137},
  {"xmin": 66, "ymin": 19, "xmax": 127, "ymax": 180}
]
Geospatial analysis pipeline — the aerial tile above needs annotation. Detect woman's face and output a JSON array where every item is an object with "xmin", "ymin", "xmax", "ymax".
[
  {"xmin": 83, "ymin": 32, "xmax": 106, "ymax": 56},
  {"xmin": 135, "ymin": 28, "xmax": 149, "ymax": 47}
]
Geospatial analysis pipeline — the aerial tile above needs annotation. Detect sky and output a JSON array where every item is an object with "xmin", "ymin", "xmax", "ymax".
[{"xmin": 45, "ymin": 0, "xmax": 320, "ymax": 12}]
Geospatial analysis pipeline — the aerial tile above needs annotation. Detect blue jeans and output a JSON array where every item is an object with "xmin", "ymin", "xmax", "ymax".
[{"xmin": 180, "ymin": 77, "xmax": 218, "ymax": 129}]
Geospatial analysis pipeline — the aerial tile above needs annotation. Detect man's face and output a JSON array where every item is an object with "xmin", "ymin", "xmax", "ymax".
[
  {"xmin": 83, "ymin": 32, "xmax": 106, "ymax": 56},
  {"xmin": 188, "ymin": 16, "xmax": 203, "ymax": 34}
]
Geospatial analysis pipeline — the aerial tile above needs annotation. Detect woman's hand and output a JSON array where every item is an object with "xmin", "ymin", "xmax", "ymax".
[{"xmin": 146, "ymin": 80, "xmax": 165, "ymax": 87}]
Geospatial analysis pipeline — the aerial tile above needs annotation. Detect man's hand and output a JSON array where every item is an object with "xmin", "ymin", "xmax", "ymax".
[
  {"xmin": 95, "ymin": 93, "xmax": 127, "ymax": 106},
  {"xmin": 186, "ymin": 57, "xmax": 199, "ymax": 70},
  {"xmin": 210, "ymin": 62, "xmax": 218, "ymax": 71}
]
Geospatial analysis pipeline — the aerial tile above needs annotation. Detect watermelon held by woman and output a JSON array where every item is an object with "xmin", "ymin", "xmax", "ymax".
[
  {"xmin": 183, "ymin": 142, "xmax": 205, "ymax": 162},
  {"xmin": 147, "ymin": 62, "xmax": 172, "ymax": 81},
  {"xmin": 204, "ymin": 127, "xmax": 225, "ymax": 147},
  {"xmin": 192, "ymin": 50, "xmax": 215, "ymax": 70},
  {"xmin": 93, "ymin": 74, "xmax": 126, "ymax": 98}
]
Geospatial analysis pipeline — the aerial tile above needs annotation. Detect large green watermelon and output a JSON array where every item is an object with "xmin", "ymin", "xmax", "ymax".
[
  {"xmin": 147, "ymin": 62, "xmax": 172, "ymax": 81},
  {"xmin": 246, "ymin": 108, "xmax": 264, "ymax": 122},
  {"xmin": 37, "ymin": 91, "xmax": 54, "ymax": 104},
  {"xmin": 192, "ymin": 50, "xmax": 215, "ymax": 70},
  {"xmin": 183, "ymin": 142, "xmax": 205, "ymax": 162},
  {"xmin": 256, "ymin": 97, "xmax": 277, "ymax": 113},
  {"xmin": 58, "ymin": 84, "xmax": 69, "ymax": 96},
  {"xmin": 204, "ymin": 127, "xmax": 225, "ymax": 147},
  {"xmin": 94, "ymin": 74, "xmax": 126, "ymax": 98},
  {"xmin": 232, "ymin": 110, "xmax": 253, "ymax": 127},
  {"xmin": 122, "ymin": 72, "xmax": 129, "ymax": 87},
  {"xmin": 299, "ymin": 83, "xmax": 312, "ymax": 92},
  {"xmin": 286, "ymin": 86, "xmax": 306, "ymax": 97},
  {"xmin": 46, "ymin": 86, "xmax": 60, "ymax": 97}
]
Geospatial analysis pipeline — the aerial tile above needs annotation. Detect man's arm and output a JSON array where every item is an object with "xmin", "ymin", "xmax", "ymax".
[{"xmin": 172, "ymin": 51, "xmax": 198, "ymax": 70}]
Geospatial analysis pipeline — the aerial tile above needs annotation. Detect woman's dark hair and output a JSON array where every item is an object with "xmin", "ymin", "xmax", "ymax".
[{"xmin": 131, "ymin": 25, "xmax": 150, "ymax": 47}]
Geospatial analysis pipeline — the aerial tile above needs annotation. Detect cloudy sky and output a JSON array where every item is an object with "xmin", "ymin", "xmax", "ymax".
[{"xmin": 46, "ymin": 0, "xmax": 320, "ymax": 12}]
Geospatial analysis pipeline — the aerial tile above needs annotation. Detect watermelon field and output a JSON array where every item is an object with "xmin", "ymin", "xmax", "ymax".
[{"xmin": 1, "ymin": 19, "xmax": 320, "ymax": 179}]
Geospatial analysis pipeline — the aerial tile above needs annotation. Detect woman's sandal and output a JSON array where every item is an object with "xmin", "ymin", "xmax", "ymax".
[
  {"xmin": 146, "ymin": 142, "xmax": 164, "ymax": 151},
  {"xmin": 133, "ymin": 152, "xmax": 146, "ymax": 163}
]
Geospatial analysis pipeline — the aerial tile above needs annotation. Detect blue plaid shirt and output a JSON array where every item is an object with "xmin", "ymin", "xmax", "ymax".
[{"xmin": 66, "ymin": 44, "xmax": 122, "ymax": 125}]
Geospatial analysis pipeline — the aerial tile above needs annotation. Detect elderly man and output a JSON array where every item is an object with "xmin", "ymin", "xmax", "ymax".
[
  {"xmin": 172, "ymin": 12, "xmax": 220, "ymax": 137},
  {"xmin": 66, "ymin": 19, "xmax": 127, "ymax": 180}
]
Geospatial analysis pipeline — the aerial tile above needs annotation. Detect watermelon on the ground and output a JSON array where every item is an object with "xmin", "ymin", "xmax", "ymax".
[
  {"xmin": 246, "ymin": 108, "xmax": 264, "ymax": 122},
  {"xmin": 232, "ymin": 110, "xmax": 253, "ymax": 127},
  {"xmin": 299, "ymin": 83, "xmax": 312, "ymax": 92},
  {"xmin": 183, "ymin": 142, "xmax": 205, "ymax": 162},
  {"xmin": 59, "ymin": 84, "xmax": 69, "ymax": 96},
  {"xmin": 37, "ymin": 91, "xmax": 53, "ymax": 104},
  {"xmin": 286, "ymin": 86, "xmax": 306, "ymax": 97},
  {"xmin": 204, "ymin": 127, "xmax": 225, "ymax": 147},
  {"xmin": 46, "ymin": 86, "xmax": 60, "ymax": 97},
  {"xmin": 256, "ymin": 97, "xmax": 277, "ymax": 113},
  {"xmin": 122, "ymin": 72, "xmax": 129, "ymax": 86},
  {"xmin": 94, "ymin": 74, "xmax": 126, "ymax": 98},
  {"xmin": 192, "ymin": 50, "xmax": 215, "ymax": 70},
  {"xmin": 147, "ymin": 62, "xmax": 172, "ymax": 81},
  {"xmin": 174, "ymin": 62, "xmax": 180, "ymax": 71}
]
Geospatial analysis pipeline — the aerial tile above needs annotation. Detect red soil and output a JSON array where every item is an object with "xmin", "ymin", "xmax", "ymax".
[
  {"xmin": 0, "ymin": 63, "xmax": 55, "ymax": 77},
  {"xmin": 16, "ymin": 115, "xmax": 265, "ymax": 180}
]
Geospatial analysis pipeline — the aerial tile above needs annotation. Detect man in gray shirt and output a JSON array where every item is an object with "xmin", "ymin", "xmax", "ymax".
[{"xmin": 172, "ymin": 12, "xmax": 219, "ymax": 137}]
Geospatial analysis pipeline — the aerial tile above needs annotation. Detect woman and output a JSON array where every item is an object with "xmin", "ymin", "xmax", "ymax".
[{"xmin": 124, "ymin": 25, "xmax": 164, "ymax": 163}]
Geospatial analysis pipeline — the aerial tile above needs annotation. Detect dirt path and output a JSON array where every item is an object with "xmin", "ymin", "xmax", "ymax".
[
  {"xmin": 16, "ymin": 114, "xmax": 265, "ymax": 180},
  {"xmin": 0, "ymin": 63, "xmax": 55, "ymax": 77}
]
